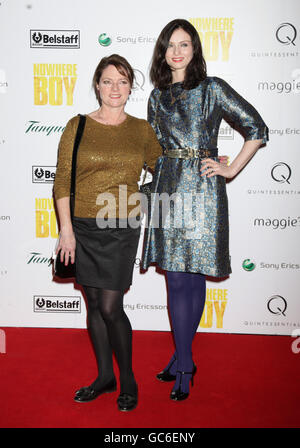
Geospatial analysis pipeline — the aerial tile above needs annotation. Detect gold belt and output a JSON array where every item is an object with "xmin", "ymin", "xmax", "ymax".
[{"xmin": 163, "ymin": 148, "xmax": 218, "ymax": 159}]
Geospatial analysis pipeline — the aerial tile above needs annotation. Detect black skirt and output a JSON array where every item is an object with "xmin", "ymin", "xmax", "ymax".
[{"xmin": 73, "ymin": 217, "xmax": 141, "ymax": 291}]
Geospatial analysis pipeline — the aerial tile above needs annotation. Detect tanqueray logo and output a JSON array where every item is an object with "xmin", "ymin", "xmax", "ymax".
[{"xmin": 98, "ymin": 33, "xmax": 112, "ymax": 46}]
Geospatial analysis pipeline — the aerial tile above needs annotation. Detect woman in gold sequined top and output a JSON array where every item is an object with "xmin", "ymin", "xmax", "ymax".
[
  {"xmin": 54, "ymin": 54, "xmax": 162, "ymax": 411},
  {"xmin": 141, "ymin": 19, "xmax": 269, "ymax": 401}
]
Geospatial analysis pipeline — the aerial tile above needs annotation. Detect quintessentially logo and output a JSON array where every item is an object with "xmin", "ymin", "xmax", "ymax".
[
  {"xmin": 132, "ymin": 69, "xmax": 145, "ymax": 92},
  {"xmin": 30, "ymin": 30, "xmax": 80, "ymax": 49},
  {"xmin": 33, "ymin": 63, "xmax": 77, "ymax": 106},
  {"xmin": 267, "ymin": 295, "xmax": 287, "ymax": 316},
  {"xmin": 276, "ymin": 23, "xmax": 297, "ymax": 46},
  {"xmin": 242, "ymin": 259, "xmax": 256, "ymax": 271},
  {"xmin": 98, "ymin": 33, "xmax": 112, "ymax": 46},
  {"xmin": 189, "ymin": 17, "xmax": 234, "ymax": 61},
  {"xmin": 271, "ymin": 162, "xmax": 292, "ymax": 184}
]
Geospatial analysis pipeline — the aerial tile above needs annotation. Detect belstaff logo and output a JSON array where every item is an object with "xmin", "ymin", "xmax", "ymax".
[
  {"xmin": 32, "ymin": 166, "xmax": 56, "ymax": 183},
  {"xmin": 33, "ymin": 296, "xmax": 81, "ymax": 313},
  {"xmin": 30, "ymin": 30, "xmax": 80, "ymax": 49},
  {"xmin": 271, "ymin": 162, "xmax": 291, "ymax": 184},
  {"xmin": 276, "ymin": 23, "xmax": 297, "ymax": 46},
  {"xmin": 32, "ymin": 32, "xmax": 42, "ymax": 44}
]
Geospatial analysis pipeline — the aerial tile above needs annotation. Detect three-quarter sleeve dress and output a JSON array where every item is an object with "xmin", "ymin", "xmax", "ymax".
[{"xmin": 141, "ymin": 77, "xmax": 269, "ymax": 277}]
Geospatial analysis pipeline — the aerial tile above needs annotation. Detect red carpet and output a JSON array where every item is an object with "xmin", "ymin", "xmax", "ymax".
[{"xmin": 0, "ymin": 328, "xmax": 299, "ymax": 428}]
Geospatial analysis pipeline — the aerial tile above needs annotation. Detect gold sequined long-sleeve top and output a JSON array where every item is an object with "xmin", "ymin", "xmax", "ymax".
[{"xmin": 53, "ymin": 114, "xmax": 162, "ymax": 218}]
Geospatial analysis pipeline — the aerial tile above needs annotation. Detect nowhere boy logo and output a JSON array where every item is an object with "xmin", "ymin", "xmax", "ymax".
[
  {"xmin": 33, "ymin": 63, "xmax": 77, "ymax": 106},
  {"xmin": 189, "ymin": 17, "xmax": 234, "ymax": 61}
]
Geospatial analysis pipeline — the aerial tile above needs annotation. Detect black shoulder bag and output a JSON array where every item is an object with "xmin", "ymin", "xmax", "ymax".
[{"xmin": 53, "ymin": 114, "xmax": 86, "ymax": 279}]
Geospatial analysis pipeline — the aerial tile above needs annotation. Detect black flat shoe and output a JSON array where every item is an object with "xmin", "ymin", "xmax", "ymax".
[
  {"xmin": 170, "ymin": 368, "xmax": 196, "ymax": 402},
  {"xmin": 117, "ymin": 392, "xmax": 138, "ymax": 412},
  {"xmin": 74, "ymin": 378, "xmax": 117, "ymax": 403}
]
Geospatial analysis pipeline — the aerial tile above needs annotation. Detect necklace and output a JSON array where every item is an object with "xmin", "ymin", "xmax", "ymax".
[{"xmin": 94, "ymin": 110, "xmax": 127, "ymax": 125}]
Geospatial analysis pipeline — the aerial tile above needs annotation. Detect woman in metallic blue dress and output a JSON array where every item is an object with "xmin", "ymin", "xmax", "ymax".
[{"xmin": 142, "ymin": 19, "xmax": 268, "ymax": 401}]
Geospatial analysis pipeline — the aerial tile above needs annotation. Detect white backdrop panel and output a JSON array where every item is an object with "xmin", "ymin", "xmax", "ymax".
[{"xmin": 0, "ymin": 0, "xmax": 299, "ymax": 334}]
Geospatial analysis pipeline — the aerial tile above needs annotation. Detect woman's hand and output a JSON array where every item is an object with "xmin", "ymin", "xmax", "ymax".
[
  {"xmin": 218, "ymin": 155, "xmax": 229, "ymax": 165},
  {"xmin": 200, "ymin": 157, "xmax": 235, "ymax": 179},
  {"xmin": 56, "ymin": 229, "xmax": 76, "ymax": 265},
  {"xmin": 201, "ymin": 140, "xmax": 263, "ymax": 179}
]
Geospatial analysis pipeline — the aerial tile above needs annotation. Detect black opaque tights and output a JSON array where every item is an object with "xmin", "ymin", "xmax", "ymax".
[{"xmin": 83, "ymin": 286, "xmax": 137, "ymax": 395}]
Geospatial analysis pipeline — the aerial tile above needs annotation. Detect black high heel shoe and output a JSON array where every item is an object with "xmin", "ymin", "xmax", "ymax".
[
  {"xmin": 170, "ymin": 367, "xmax": 197, "ymax": 401},
  {"xmin": 156, "ymin": 357, "xmax": 177, "ymax": 382},
  {"xmin": 157, "ymin": 360, "xmax": 197, "ymax": 383}
]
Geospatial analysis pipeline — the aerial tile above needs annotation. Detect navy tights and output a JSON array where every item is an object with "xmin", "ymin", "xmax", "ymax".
[{"xmin": 165, "ymin": 271, "xmax": 206, "ymax": 393}]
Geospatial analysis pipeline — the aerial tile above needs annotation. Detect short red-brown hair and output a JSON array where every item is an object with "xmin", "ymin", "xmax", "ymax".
[{"xmin": 92, "ymin": 54, "xmax": 135, "ymax": 105}]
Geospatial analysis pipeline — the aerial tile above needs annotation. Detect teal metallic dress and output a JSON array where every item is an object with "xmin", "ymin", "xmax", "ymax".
[{"xmin": 141, "ymin": 77, "xmax": 268, "ymax": 277}]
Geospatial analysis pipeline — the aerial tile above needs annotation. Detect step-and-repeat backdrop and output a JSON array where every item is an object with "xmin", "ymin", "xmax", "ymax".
[{"xmin": 0, "ymin": 0, "xmax": 299, "ymax": 335}]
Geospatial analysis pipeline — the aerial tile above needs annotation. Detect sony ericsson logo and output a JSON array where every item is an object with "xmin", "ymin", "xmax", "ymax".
[
  {"xmin": 276, "ymin": 23, "xmax": 297, "ymax": 46},
  {"xmin": 98, "ymin": 33, "xmax": 112, "ymax": 47},
  {"xmin": 242, "ymin": 259, "xmax": 256, "ymax": 271}
]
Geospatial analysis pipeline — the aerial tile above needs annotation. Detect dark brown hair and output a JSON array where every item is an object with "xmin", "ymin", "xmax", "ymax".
[
  {"xmin": 92, "ymin": 54, "xmax": 135, "ymax": 105},
  {"xmin": 150, "ymin": 19, "xmax": 207, "ymax": 90}
]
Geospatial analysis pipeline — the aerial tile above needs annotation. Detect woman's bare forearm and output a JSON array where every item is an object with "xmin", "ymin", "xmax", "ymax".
[
  {"xmin": 56, "ymin": 197, "xmax": 73, "ymax": 233},
  {"xmin": 229, "ymin": 139, "xmax": 263, "ymax": 177}
]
